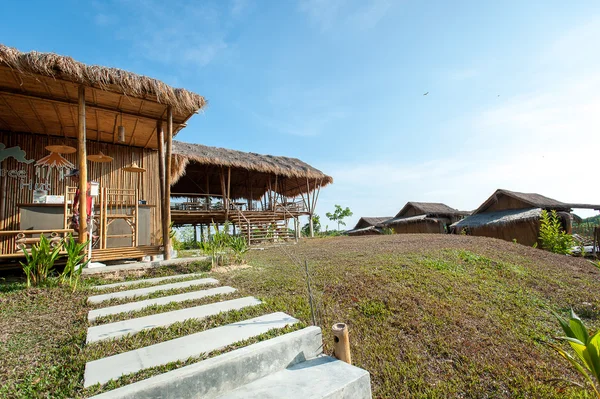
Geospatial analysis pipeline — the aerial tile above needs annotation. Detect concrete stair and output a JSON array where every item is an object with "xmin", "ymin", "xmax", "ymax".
[
  {"xmin": 91, "ymin": 273, "xmax": 206, "ymax": 291},
  {"xmin": 84, "ymin": 274, "xmax": 372, "ymax": 398},
  {"xmin": 88, "ymin": 326, "xmax": 371, "ymax": 399},
  {"xmin": 87, "ymin": 278, "xmax": 218, "ymax": 304},
  {"xmin": 88, "ymin": 286, "xmax": 237, "ymax": 323},
  {"xmin": 84, "ymin": 312, "xmax": 299, "ymax": 387},
  {"xmin": 86, "ymin": 296, "xmax": 262, "ymax": 343}
]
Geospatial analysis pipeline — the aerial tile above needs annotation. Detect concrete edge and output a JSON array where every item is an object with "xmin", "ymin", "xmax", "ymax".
[
  {"xmin": 87, "ymin": 326, "xmax": 323, "ymax": 399},
  {"xmin": 82, "ymin": 257, "xmax": 209, "ymax": 276}
]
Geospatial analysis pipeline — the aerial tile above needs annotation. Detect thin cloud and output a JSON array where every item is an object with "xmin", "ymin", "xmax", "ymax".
[{"xmin": 298, "ymin": 0, "xmax": 392, "ymax": 32}]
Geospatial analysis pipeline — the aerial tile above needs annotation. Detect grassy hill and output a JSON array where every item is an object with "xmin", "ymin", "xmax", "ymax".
[
  {"xmin": 1, "ymin": 234, "xmax": 599, "ymax": 398},
  {"xmin": 236, "ymin": 235, "xmax": 600, "ymax": 398}
]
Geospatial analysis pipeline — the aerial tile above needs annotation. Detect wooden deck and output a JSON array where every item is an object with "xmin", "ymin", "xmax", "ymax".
[{"xmin": 170, "ymin": 209, "xmax": 308, "ymax": 226}]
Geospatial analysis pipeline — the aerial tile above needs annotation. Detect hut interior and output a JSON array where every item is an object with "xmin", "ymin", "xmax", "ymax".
[
  {"xmin": 382, "ymin": 202, "xmax": 469, "ymax": 234},
  {"xmin": 0, "ymin": 44, "xmax": 205, "ymax": 263},
  {"xmin": 169, "ymin": 141, "xmax": 333, "ymax": 243},
  {"xmin": 452, "ymin": 189, "xmax": 600, "ymax": 246}
]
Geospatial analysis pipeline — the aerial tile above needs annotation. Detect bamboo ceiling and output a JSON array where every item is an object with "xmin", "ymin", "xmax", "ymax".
[{"xmin": 0, "ymin": 44, "xmax": 206, "ymax": 149}]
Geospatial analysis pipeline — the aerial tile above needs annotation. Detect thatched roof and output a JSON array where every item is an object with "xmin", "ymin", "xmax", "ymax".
[
  {"xmin": 382, "ymin": 214, "xmax": 448, "ymax": 227},
  {"xmin": 347, "ymin": 226, "xmax": 383, "ymax": 236},
  {"xmin": 474, "ymin": 189, "xmax": 600, "ymax": 214},
  {"xmin": 395, "ymin": 202, "xmax": 469, "ymax": 218},
  {"xmin": 0, "ymin": 44, "xmax": 206, "ymax": 113},
  {"xmin": 353, "ymin": 217, "xmax": 392, "ymax": 230},
  {"xmin": 451, "ymin": 208, "xmax": 542, "ymax": 229},
  {"xmin": 170, "ymin": 141, "xmax": 333, "ymax": 199}
]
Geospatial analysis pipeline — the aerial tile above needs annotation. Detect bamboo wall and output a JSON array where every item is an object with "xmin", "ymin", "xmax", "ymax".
[{"xmin": 0, "ymin": 131, "xmax": 162, "ymax": 254}]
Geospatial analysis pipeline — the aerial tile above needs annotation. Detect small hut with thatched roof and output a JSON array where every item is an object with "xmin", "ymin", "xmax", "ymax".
[
  {"xmin": 0, "ymin": 44, "xmax": 205, "ymax": 264},
  {"xmin": 381, "ymin": 202, "xmax": 469, "ymax": 234},
  {"xmin": 169, "ymin": 141, "xmax": 332, "ymax": 243},
  {"xmin": 347, "ymin": 217, "xmax": 391, "ymax": 236},
  {"xmin": 451, "ymin": 189, "xmax": 600, "ymax": 246}
]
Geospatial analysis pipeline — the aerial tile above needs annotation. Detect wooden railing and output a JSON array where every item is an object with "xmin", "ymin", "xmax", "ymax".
[{"xmin": 0, "ymin": 229, "xmax": 74, "ymax": 254}]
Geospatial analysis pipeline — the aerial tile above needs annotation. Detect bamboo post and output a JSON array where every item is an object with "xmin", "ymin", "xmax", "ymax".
[
  {"xmin": 0, "ymin": 160, "xmax": 6, "ymax": 230},
  {"xmin": 78, "ymin": 85, "xmax": 88, "ymax": 245},
  {"xmin": 156, "ymin": 120, "xmax": 167, "ymax": 254},
  {"xmin": 332, "ymin": 323, "xmax": 352, "ymax": 364},
  {"xmin": 164, "ymin": 106, "xmax": 173, "ymax": 260}
]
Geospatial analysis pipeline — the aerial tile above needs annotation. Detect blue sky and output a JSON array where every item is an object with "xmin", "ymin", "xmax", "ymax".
[{"xmin": 3, "ymin": 1, "xmax": 600, "ymax": 227}]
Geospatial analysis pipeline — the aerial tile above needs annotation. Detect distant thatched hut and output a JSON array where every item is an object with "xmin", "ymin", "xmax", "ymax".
[
  {"xmin": 451, "ymin": 189, "xmax": 600, "ymax": 246},
  {"xmin": 382, "ymin": 202, "xmax": 468, "ymax": 234},
  {"xmin": 347, "ymin": 217, "xmax": 391, "ymax": 236}
]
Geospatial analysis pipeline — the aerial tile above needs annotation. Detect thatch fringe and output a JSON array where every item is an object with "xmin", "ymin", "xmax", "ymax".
[
  {"xmin": 171, "ymin": 141, "xmax": 333, "ymax": 184},
  {"xmin": 0, "ymin": 44, "xmax": 206, "ymax": 113},
  {"xmin": 451, "ymin": 208, "xmax": 542, "ymax": 229}
]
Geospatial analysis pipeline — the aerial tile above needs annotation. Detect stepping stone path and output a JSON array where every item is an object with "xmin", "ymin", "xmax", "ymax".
[
  {"xmin": 84, "ymin": 272, "xmax": 372, "ymax": 398},
  {"xmin": 87, "ymin": 278, "xmax": 218, "ymax": 304}
]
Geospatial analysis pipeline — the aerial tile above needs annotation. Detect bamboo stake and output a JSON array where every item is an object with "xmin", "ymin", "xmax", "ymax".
[
  {"xmin": 78, "ymin": 85, "xmax": 88, "ymax": 245},
  {"xmin": 164, "ymin": 106, "xmax": 173, "ymax": 260},
  {"xmin": 156, "ymin": 120, "xmax": 166, "ymax": 248},
  {"xmin": 332, "ymin": 323, "xmax": 352, "ymax": 364}
]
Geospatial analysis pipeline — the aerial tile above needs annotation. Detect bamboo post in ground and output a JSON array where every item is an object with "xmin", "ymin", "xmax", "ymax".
[
  {"xmin": 332, "ymin": 323, "xmax": 352, "ymax": 364},
  {"xmin": 78, "ymin": 85, "xmax": 88, "ymax": 245},
  {"xmin": 156, "ymin": 120, "xmax": 168, "ymax": 256},
  {"xmin": 164, "ymin": 106, "xmax": 173, "ymax": 260}
]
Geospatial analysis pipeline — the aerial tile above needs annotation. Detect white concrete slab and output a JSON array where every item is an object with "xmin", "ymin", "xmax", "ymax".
[
  {"xmin": 84, "ymin": 312, "xmax": 298, "ymax": 387},
  {"xmin": 92, "ymin": 273, "xmax": 206, "ymax": 291},
  {"xmin": 87, "ymin": 286, "xmax": 237, "ymax": 323},
  {"xmin": 217, "ymin": 355, "xmax": 372, "ymax": 399},
  {"xmin": 86, "ymin": 297, "xmax": 262, "ymax": 344},
  {"xmin": 87, "ymin": 327, "xmax": 324, "ymax": 399},
  {"xmin": 87, "ymin": 278, "xmax": 218, "ymax": 304}
]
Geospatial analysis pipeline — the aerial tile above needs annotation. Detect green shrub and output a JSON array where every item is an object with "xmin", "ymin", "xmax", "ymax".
[
  {"xmin": 548, "ymin": 310, "xmax": 600, "ymax": 398},
  {"xmin": 20, "ymin": 235, "xmax": 62, "ymax": 287},
  {"xmin": 60, "ymin": 234, "xmax": 89, "ymax": 291},
  {"xmin": 538, "ymin": 210, "xmax": 574, "ymax": 255},
  {"xmin": 382, "ymin": 227, "xmax": 395, "ymax": 235}
]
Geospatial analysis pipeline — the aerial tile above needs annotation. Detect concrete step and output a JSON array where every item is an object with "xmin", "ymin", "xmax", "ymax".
[
  {"xmin": 88, "ymin": 286, "xmax": 237, "ymax": 323},
  {"xmin": 217, "ymin": 355, "xmax": 371, "ymax": 399},
  {"xmin": 87, "ymin": 278, "xmax": 219, "ymax": 304},
  {"xmin": 84, "ymin": 312, "xmax": 299, "ymax": 388},
  {"xmin": 87, "ymin": 326, "xmax": 323, "ymax": 399},
  {"xmin": 92, "ymin": 273, "xmax": 205, "ymax": 291},
  {"xmin": 86, "ymin": 297, "xmax": 262, "ymax": 344}
]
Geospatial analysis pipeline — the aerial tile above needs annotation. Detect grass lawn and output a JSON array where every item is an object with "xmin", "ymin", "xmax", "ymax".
[{"xmin": 1, "ymin": 234, "xmax": 600, "ymax": 398}]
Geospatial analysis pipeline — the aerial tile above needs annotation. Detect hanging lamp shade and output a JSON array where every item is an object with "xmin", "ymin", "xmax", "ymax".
[
  {"xmin": 87, "ymin": 152, "xmax": 114, "ymax": 163},
  {"xmin": 123, "ymin": 162, "xmax": 146, "ymax": 173},
  {"xmin": 45, "ymin": 144, "xmax": 76, "ymax": 154}
]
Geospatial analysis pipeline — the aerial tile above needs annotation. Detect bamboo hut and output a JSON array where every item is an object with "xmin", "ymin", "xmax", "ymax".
[
  {"xmin": 0, "ymin": 44, "xmax": 205, "ymax": 264},
  {"xmin": 347, "ymin": 217, "xmax": 391, "ymax": 236},
  {"xmin": 382, "ymin": 202, "xmax": 469, "ymax": 234},
  {"xmin": 451, "ymin": 189, "xmax": 600, "ymax": 246},
  {"xmin": 169, "ymin": 141, "xmax": 333, "ymax": 243}
]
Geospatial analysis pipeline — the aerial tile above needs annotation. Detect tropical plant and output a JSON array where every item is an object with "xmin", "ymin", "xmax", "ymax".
[
  {"xmin": 60, "ymin": 234, "xmax": 89, "ymax": 291},
  {"xmin": 302, "ymin": 215, "xmax": 321, "ymax": 237},
  {"xmin": 326, "ymin": 205, "xmax": 353, "ymax": 231},
  {"xmin": 539, "ymin": 210, "xmax": 574, "ymax": 255},
  {"xmin": 548, "ymin": 310, "xmax": 600, "ymax": 397},
  {"xmin": 382, "ymin": 227, "xmax": 395, "ymax": 235},
  {"xmin": 20, "ymin": 235, "xmax": 62, "ymax": 287},
  {"xmin": 229, "ymin": 236, "xmax": 248, "ymax": 263}
]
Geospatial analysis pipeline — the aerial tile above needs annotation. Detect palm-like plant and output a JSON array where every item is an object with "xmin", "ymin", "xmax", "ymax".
[
  {"xmin": 20, "ymin": 235, "xmax": 62, "ymax": 287},
  {"xmin": 60, "ymin": 234, "xmax": 89, "ymax": 290},
  {"xmin": 549, "ymin": 310, "xmax": 600, "ymax": 398}
]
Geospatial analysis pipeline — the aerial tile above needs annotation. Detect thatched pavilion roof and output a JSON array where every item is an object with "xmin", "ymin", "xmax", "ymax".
[
  {"xmin": 352, "ymin": 217, "xmax": 392, "ymax": 230},
  {"xmin": 451, "ymin": 208, "xmax": 542, "ymax": 229},
  {"xmin": 347, "ymin": 225, "xmax": 383, "ymax": 236},
  {"xmin": 474, "ymin": 189, "xmax": 600, "ymax": 214},
  {"xmin": 170, "ymin": 141, "xmax": 333, "ymax": 199},
  {"xmin": 382, "ymin": 214, "xmax": 448, "ymax": 227},
  {"xmin": 395, "ymin": 202, "xmax": 469, "ymax": 218},
  {"xmin": 0, "ymin": 44, "xmax": 206, "ymax": 148}
]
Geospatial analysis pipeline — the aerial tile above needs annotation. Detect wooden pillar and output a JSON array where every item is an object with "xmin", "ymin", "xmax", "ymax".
[
  {"xmin": 163, "ymin": 106, "xmax": 173, "ymax": 259},
  {"xmin": 332, "ymin": 323, "xmax": 352, "ymax": 364},
  {"xmin": 156, "ymin": 120, "xmax": 167, "ymax": 254},
  {"xmin": 78, "ymin": 86, "xmax": 88, "ymax": 244},
  {"xmin": 0, "ymin": 160, "xmax": 6, "ymax": 230}
]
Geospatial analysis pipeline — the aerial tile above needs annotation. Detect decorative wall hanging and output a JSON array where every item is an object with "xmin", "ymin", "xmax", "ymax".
[{"xmin": 35, "ymin": 152, "xmax": 75, "ymax": 182}]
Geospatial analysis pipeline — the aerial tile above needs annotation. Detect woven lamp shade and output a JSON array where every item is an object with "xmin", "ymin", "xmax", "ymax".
[
  {"xmin": 87, "ymin": 152, "xmax": 114, "ymax": 163},
  {"xmin": 45, "ymin": 144, "xmax": 76, "ymax": 154},
  {"xmin": 122, "ymin": 162, "xmax": 146, "ymax": 173}
]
